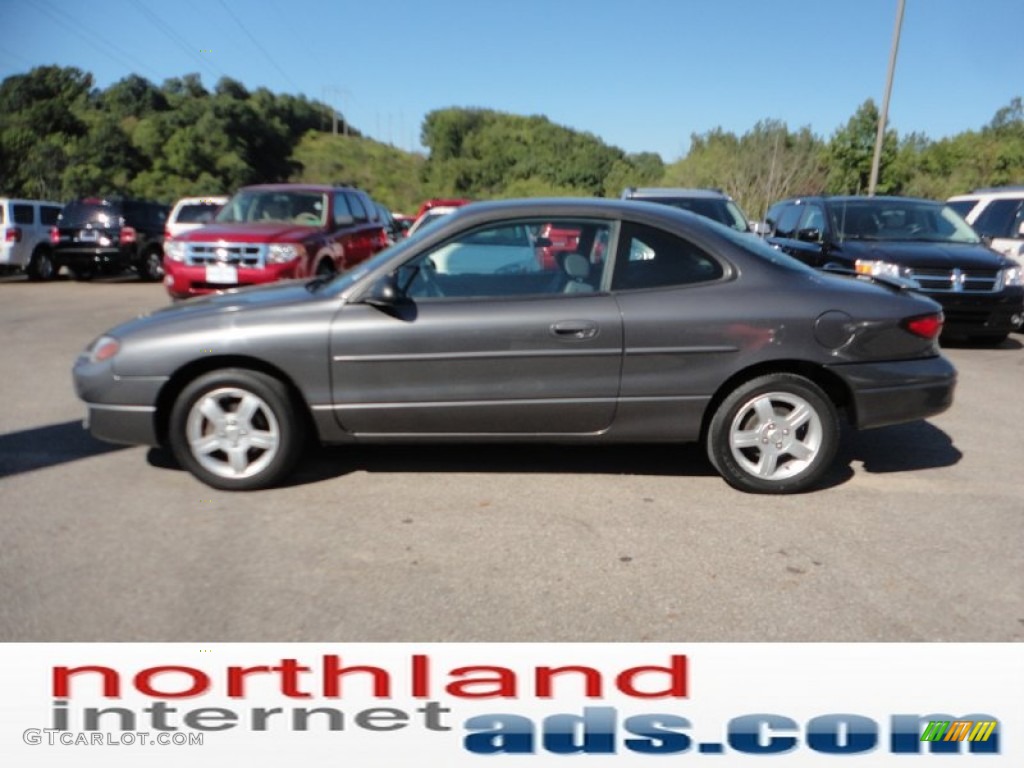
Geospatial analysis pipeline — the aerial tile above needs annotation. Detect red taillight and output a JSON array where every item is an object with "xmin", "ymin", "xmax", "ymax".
[
  {"xmin": 119, "ymin": 226, "xmax": 137, "ymax": 245},
  {"xmin": 903, "ymin": 313, "xmax": 944, "ymax": 340},
  {"xmin": 49, "ymin": 226, "xmax": 59, "ymax": 244},
  {"xmin": 5, "ymin": 227, "xmax": 21, "ymax": 243}
]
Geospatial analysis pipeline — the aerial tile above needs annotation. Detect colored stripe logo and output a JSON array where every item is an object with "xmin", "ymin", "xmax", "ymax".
[{"xmin": 921, "ymin": 720, "xmax": 997, "ymax": 742}]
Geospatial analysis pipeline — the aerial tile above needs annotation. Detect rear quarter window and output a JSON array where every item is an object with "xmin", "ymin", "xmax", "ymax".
[{"xmin": 13, "ymin": 204, "xmax": 34, "ymax": 225}]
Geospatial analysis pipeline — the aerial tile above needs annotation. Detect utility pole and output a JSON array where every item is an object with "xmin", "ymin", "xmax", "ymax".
[
  {"xmin": 322, "ymin": 85, "xmax": 352, "ymax": 136},
  {"xmin": 869, "ymin": 0, "xmax": 906, "ymax": 196}
]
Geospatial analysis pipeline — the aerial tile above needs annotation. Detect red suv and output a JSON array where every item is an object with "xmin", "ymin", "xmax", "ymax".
[{"xmin": 163, "ymin": 184, "xmax": 389, "ymax": 299}]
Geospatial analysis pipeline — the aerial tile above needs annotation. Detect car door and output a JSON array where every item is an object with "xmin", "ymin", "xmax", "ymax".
[
  {"xmin": 767, "ymin": 201, "xmax": 827, "ymax": 266},
  {"xmin": 328, "ymin": 217, "xmax": 623, "ymax": 435},
  {"xmin": 609, "ymin": 220, "xmax": 745, "ymax": 442}
]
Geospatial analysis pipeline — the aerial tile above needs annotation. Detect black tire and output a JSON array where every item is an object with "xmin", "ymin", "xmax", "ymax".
[
  {"xmin": 966, "ymin": 333, "xmax": 1008, "ymax": 347},
  {"xmin": 707, "ymin": 373, "xmax": 839, "ymax": 494},
  {"xmin": 26, "ymin": 248, "xmax": 57, "ymax": 281},
  {"xmin": 168, "ymin": 369, "xmax": 304, "ymax": 491},
  {"xmin": 138, "ymin": 248, "xmax": 165, "ymax": 282}
]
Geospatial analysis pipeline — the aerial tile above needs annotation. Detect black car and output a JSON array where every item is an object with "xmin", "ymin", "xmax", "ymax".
[
  {"xmin": 764, "ymin": 196, "xmax": 1024, "ymax": 343},
  {"xmin": 51, "ymin": 197, "xmax": 170, "ymax": 281},
  {"xmin": 74, "ymin": 198, "xmax": 955, "ymax": 495}
]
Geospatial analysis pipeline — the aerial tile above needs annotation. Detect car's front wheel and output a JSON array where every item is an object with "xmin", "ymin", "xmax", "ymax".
[
  {"xmin": 169, "ymin": 369, "xmax": 304, "ymax": 490},
  {"xmin": 707, "ymin": 373, "xmax": 839, "ymax": 494}
]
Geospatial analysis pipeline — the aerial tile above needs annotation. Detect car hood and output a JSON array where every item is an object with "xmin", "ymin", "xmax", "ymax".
[
  {"xmin": 838, "ymin": 240, "xmax": 1012, "ymax": 269},
  {"xmin": 179, "ymin": 222, "xmax": 319, "ymax": 242},
  {"xmin": 107, "ymin": 280, "xmax": 318, "ymax": 338}
]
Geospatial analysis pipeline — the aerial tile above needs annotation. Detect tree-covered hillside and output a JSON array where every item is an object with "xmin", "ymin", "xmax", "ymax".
[{"xmin": 1, "ymin": 66, "xmax": 1021, "ymax": 221}]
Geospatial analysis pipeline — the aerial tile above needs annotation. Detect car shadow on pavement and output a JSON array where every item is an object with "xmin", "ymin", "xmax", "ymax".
[
  {"xmin": 0, "ymin": 420, "xmax": 128, "ymax": 479},
  {"xmin": 145, "ymin": 421, "xmax": 958, "ymax": 490},
  {"xmin": 836, "ymin": 420, "xmax": 961, "ymax": 474},
  {"xmin": 280, "ymin": 443, "xmax": 721, "ymax": 488}
]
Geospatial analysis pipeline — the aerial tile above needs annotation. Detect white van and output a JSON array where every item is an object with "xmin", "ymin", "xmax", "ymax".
[
  {"xmin": 0, "ymin": 198, "xmax": 64, "ymax": 279},
  {"xmin": 947, "ymin": 187, "xmax": 1024, "ymax": 265}
]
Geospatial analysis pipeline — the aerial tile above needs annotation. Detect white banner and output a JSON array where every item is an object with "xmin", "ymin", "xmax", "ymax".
[{"xmin": 0, "ymin": 643, "xmax": 1018, "ymax": 765}]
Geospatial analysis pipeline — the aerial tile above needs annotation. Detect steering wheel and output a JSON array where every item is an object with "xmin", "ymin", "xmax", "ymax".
[{"xmin": 295, "ymin": 212, "xmax": 320, "ymax": 225}]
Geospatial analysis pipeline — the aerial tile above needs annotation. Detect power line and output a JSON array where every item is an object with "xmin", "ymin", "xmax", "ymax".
[
  {"xmin": 130, "ymin": 2, "xmax": 225, "ymax": 82},
  {"xmin": 30, "ymin": 0, "xmax": 162, "ymax": 80},
  {"xmin": 215, "ymin": 0, "xmax": 303, "ymax": 94}
]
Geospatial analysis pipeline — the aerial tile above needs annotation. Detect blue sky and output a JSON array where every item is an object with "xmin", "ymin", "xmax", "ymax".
[{"xmin": 4, "ymin": 0, "xmax": 1022, "ymax": 161}]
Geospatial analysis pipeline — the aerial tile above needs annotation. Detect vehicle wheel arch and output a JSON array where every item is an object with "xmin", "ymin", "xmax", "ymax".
[
  {"xmin": 698, "ymin": 360, "xmax": 854, "ymax": 448},
  {"xmin": 154, "ymin": 355, "xmax": 317, "ymax": 449}
]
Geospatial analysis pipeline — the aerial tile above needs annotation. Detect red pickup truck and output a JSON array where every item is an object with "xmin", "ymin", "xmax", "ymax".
[{"xmin": 163, "ymin": 184, "xmax": 389, "ymax": 299}]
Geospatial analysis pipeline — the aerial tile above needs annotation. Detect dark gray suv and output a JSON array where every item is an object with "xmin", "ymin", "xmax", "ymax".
[{"xmin": 622, "ymin": 187, "xmax": 755, "ymax": 233}]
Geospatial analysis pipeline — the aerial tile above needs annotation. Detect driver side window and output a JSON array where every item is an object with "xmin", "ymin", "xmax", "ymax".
[{"xmin": 399, "ymin": 219, "xmax": 610, "ymax": 300}]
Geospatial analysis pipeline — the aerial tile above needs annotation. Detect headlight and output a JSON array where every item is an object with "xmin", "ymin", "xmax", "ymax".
[
  {"xmin": 86, "ymin": 335, "xmax": 120, "ymax": 363},
  {"xmin": 854, "ymin": 259, "xmax": 909, "ymax": 280},
  {"xmin": 164, "ymin": 240, "xmax": 185, "ymax": 262},
  {"xmin": 999, "ymin": 266, "xmax": 1023, "ymax": 287},
  {"xmin": 268, "ymin": 244, "xmax": 302, "ymax": 264}
]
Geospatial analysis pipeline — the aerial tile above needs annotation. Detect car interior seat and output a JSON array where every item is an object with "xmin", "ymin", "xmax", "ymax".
[{"xmin": 562, "ymin": 252, "xmax": 594, "ymax": 293}]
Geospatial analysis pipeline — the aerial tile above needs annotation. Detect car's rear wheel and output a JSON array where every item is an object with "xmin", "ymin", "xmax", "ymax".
[
  {"xmin": 27, "ymin": 248, "xmax": 56, "ymax": 281},
  {"xmin": 169, "ymin": 369, "xmax": 304, "ymax": 491},
  {"xmin": 138, "ymin": 248, "xmax": 165, "ymax": 281},
  {"xmin": 707, "ymin": 373, "xmax": 839, "ymax": 494}
]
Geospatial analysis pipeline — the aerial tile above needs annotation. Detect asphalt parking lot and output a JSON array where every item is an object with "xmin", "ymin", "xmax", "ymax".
[{"xmin": 1, "ymin": 274, "xmax": 1021, "ymax": 642}]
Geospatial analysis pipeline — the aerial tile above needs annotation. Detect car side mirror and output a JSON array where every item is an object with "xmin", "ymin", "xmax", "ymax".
[
  {"xmin": 749, "ymin": 221, "xmax": 771, "ymax": 236},
  {"xmin": 796, "ymin": 227, "xmax": 821, "ymax": 243},
  {"xmin": 362, "ymin": 274, "xmax": 405, "ymax": 308},
  {"xmin": 980, "ymin": 234, "xmax": 994, "ymax": 247}
]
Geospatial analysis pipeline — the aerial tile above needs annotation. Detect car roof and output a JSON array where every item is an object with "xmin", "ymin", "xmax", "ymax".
[
  {"xmin": 172, "ymin": 196, "xmax": 228, "ymax": 206},
  {"xmin": 778, "ymin": 195, "xmax": 947, "ymax": 206},
  {"xmin": 236, "ymin": 184, "xmax": 355, "ymax": 194},
  {"xmin": 624, "ymin": 187, "xmax": 730, "ymax": 199},
  {"xmin": 949, "ymin": 187, "xmax": 1024, "ymax": 201}
]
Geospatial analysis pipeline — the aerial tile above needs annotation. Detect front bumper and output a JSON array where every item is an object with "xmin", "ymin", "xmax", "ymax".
[
  {"xmin": 163, "ymin": 259, "xmax": 301, "ymax": 298},
  {"xmin": 928, "ymin": 288, "xmax": 1024, "ymax": 336},
  {"xmin": 828, "ymin": 355, "xmax": 956, "ymax": 430},
  {"xmin": 73, "ymin": 355, "xmax": 167, "ymax": 447}
]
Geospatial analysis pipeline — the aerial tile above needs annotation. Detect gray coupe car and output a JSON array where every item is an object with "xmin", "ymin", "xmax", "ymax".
[{"xmin": 73, "ymin": 198, "xmax": 956, "ymax": 494}]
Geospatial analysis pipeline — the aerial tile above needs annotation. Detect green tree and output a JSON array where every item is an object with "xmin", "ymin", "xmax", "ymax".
[{"xmin": 826, "ymin": 99, "xmax": 899, "ymax": 195}]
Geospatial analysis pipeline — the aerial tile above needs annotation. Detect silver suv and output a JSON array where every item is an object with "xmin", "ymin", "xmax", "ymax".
[
  {"xmin": 0, "ymin": 197, "xmax": 63, "ymax": 280},
  {"xmin": 947, "ymin": 186, "xmax": 1024, "ymax": 265},
  {"xmin": 621, "ymin": 187, "xmax": 755, "ymax": 233}
]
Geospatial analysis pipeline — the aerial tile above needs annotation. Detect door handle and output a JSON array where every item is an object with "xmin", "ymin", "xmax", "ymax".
[{"xmin": 551, "ymin": 320, "xmax": 598, "ymax": 340}]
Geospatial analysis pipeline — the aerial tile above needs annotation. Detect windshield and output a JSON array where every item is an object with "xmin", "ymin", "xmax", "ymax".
[
  {"xmin": 829, "ymin": 200, "xmax": 980, "ymax": 244},
  {"xmin": 216, "ymin": 190, "xmax": 327, "ymax": 226}
]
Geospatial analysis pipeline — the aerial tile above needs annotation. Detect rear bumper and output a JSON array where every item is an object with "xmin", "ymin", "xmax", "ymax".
[
  {"xmin": 54, "ymin": 246, "xmax": 133, "ymax": 270},
  {"xmin": 828, "ymin": 356, "xmax": 956, "ymax": 430}
]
